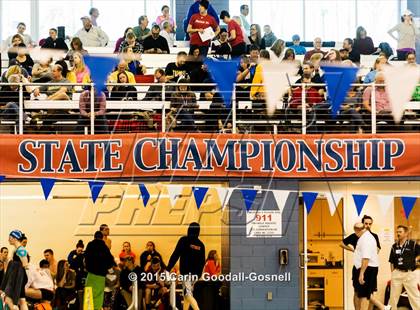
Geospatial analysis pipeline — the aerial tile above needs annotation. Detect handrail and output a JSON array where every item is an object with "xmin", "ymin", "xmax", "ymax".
[{"xmin": 126, "ymin": 277, "xmax": 139, "ymax": 310}]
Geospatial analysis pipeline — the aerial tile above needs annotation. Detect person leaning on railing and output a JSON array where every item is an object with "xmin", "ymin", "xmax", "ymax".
[
  {"xmin": 0, "ymin": 74, "xmax": 32, "ymax": 123},
  {"xmin": 78, "ymin": 88, "xmax": 109, "ymax": 134},
  {"xmin": 170, "ymin": 78, "xmax": 198, "ymax": 132}
]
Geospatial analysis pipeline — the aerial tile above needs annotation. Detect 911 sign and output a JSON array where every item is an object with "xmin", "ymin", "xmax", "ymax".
[{"xmin": 246, "ymin": 210, "xmax": 283, "ymax": 238}]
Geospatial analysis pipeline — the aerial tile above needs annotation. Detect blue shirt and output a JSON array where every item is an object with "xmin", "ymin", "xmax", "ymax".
[
  {"xmin": 290, "ymin": 45, "xmax": 306, "ymax": 55},
  {"xmin": 364, "ymin": 70, "xmax": 377, "ymax": 84},
  {"xmin": 183, "ymin": 1, "xmax": 220, "ymax": 35}
]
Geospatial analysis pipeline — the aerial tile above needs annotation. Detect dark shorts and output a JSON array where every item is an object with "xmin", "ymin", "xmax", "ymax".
[
  {"xmin": 40, "ymin": 289, "xmax": 54, "ymax": 301},
  {"xmin": 352, "ymin": 266, "xmax": 378, "ymax": 299}
]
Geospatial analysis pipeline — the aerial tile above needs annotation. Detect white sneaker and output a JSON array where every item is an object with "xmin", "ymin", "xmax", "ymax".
[{"xmin": 384, "ymin": 305, "xmax": 392, "ymax": 310}]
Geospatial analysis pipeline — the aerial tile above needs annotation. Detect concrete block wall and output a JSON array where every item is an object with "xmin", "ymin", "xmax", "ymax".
[
  {"xmin": 175, "ymin": 0, "xmax": 229, "ymax": 40},
  {"xmin": 228, "ymin": 180, "xmax": 300, "ymax": 310}
]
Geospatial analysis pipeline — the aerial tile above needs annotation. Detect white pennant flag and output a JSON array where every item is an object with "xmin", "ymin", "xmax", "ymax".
[
  {"xmin": 272, "ymin": 190, "xmax": 291, "ymax": 213},
  {"xmin": 167, "ymin": 185, "xmax": 183, "ymax": 206},
  {"xmin": 216, "ymin": 188, "xmax": 233, "ymax": 211},
  {"xmin": 376, "ymin": 195, "xmax": 394, "ymax": 216},
  {"xmin": 325, "ymin": 192, "xmax": 344, "ymax": 216},
  {"xmin": 383, "ymin": 65, "xmax": 420, "ymax": 123},
  {"xmin": 261, "ymin": 61, "xmax": 299, "ymax": 115}
]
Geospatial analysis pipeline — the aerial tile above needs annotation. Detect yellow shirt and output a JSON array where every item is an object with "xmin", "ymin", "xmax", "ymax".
[
  {"xmin": 108, "ymin": 70, "xmax": 136, "ymax": 84},
  {"xmin": 67, "ymin": 71, "xmax": 91, "ymax": 84},
  {"xmin": 250, "ymin": 64, "xmax": 265, "ymax": 100}
]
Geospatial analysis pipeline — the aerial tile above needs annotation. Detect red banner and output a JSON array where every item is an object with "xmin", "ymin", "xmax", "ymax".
[{"xmin": 0, "ymin": 133, "xmax": 419, "ymax": 179}]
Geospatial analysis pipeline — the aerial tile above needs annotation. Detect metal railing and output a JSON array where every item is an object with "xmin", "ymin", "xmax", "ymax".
[{"xmin": 0, "ymin": 82, "xmax": 419, "ymax": 135}]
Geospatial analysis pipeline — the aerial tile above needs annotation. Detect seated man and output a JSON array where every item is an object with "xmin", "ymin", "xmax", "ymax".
[
  {"xmin": 145, "ymin": 257, "xmax": 170, "ymax": 310},
  {"xmin": 119, "ymin": 32, "xmax": 143, "ymax": 54},
  {"xmin": 159, "ymin": 21, "xmax": 175, "ymax": 48},
  {"xmin": 343, "ymin": 38, "xmax": 360, "ymax": 65},
  {"xmin": 165, "ymin": 51, "xmax": 189, "ymax": 83},
  {"xmin": 32, "ymin": 64, "xmax": 71, "ymax": 100},
  {"xmin": 304, "ymin": 37, "xmax": 327, "ymax": 62},
  {"xmin": 290, "ymin": 34, "xmax": 306, "ymax": 55},
  {"xmin": 143, "ymin": 68, "xmax": 168, "ymax": 101},
  {"xmin": 78, "ymin": 88, "xmax": 108, "ymax": 134},
  {"xmin": 143, "ymin": 25, "xmax": 170, "ymax": 54},
  {"xmin": 108, "ymin": 59, "xmax": 136, "ymax": 84},
  {"xmin": 25, "ymin": 259, "xmax": 55, "ymax": 305},
  {"xmin": 363, "ymin": 72, "xmax": 392, "ymax": 119},
  {"xmin": 75, "ymin": 16, "xmax": 109, "ymax": 47},
  {"xmin": 120, "ymin": 256, "xmax": 143, "ymax": 309},
  {"xmin": 41, "ymin": 28, "xmax": 68, "ymax": 51}
]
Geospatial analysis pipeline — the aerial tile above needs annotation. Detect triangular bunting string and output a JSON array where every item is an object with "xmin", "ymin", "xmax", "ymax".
[
  {"xmin": 0, "ymin": 175, "xmax": 5, "ymax": 183},
  {"xmin": 272, "ymin": 190, "xmax": 290, "ymax": 213},
  {"xmin": 261, "ymin": 61, "xmax": 298, "ymax": 115},
  {"xmin": 376, "ymin": 195, "xmax": 394, "ymax": 216},
  {"xmin": 192, "ymin": 187, "xmax": 209, "ymax": 210},
  {"xmin": 167, "ymin": 185, "xmax": 183, "ymax": 206},
  {"xmin": 216, "ymin": 187, "xmax": 232, "ymax": 211},
  {"xmin": 204, "ymin": 58, "xmax": 240, "ymax": 108},
  {"xmin": 40, "ymin": 178, "xmax": 56, "ymax": 200},
  {"xmin": 240, "ymin": 189, "xmax": 258, "ymax": 212},
  {"xmin": 84, "ymin": 55, "xmax": 120, "ymax": 91},
  {"xmin": 88, "ymin": 181, "xmax": 105, "ymax": 203},
  {"xmin": 352, "ymin": 194, "xmax": 369, "ymax": 216},
  {"xmin": 138, "ymin": 184, "xmax": 150, "ymax": 207},
  {"xmin": 302, "ymin": 192, "xmax": 318, "ymax": 214},
  {"xmin": 326, "ymin": 192, "xmax": 343, "ymax": 216},
  {"xmin": 321, "ymin": 65, "xmax": 359, "ymax": 117},
  {"xmin": 400, "ymin": 196, "xmax": 417, "ymax": 219},
  {"xmin": 383, "ymin": 65, "xmax": 420, "ymax": 123}
]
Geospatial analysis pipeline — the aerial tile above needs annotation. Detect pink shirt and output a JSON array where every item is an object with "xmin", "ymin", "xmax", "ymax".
[
  {"xmin": 362, "ymin": 86, "xmax": 391, "ymax": 112},
  {"xmin": 76, "ymin": 67, "xmax": 90, "ymax": 83},
  {"xmin": 156, "ymin": 16, "xmax": 176, "ymax": 28}
]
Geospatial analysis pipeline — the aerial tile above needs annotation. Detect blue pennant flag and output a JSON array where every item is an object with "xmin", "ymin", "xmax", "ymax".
[
  {"xmin": 321, "ymin": 65, "xmax": 359, "ymax": 117},
  {"xmin": 204, "ymin": 58, "xmax": 240, "ymax": 108},
  {"xmin": 0, "ymin": 175, "xmax": 5, "ymax": 183},
  {"xmin": 139, "ymin": 184, "xmax": 150, "ymax": 207},
  {"xmin": 84, "ymin": 55, "xmax": 120, "ymax": 91},
  {"xmin": 302, "ymin": 192, "xmax": 318, "ymax": 214},
  {"xmin": 193, "ymin": 187, "xmax": 209, "ymax": 210},
  {"xmin": 88, "ymin": 181, "xmax": 106, "ymax": 203},
  {"xmin": 40, "ymin": 178, "xmax": 56, "ymax": 200},
  {"xmin": 352, "ymin": 194, "xmax": 368, "ymax": 216},
  {"xmin": 401, "ymin": 196, "xmax": 417, "ymax": 219},
  {"xmin": 240, "ymin": 189, "xmax": 258, "ymax": 212}
]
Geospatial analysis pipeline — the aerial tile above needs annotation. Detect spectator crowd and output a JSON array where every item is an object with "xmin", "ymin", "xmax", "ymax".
[{"xmin": 0, "ymin": 1, "xmax": 419, "ymax": 134}]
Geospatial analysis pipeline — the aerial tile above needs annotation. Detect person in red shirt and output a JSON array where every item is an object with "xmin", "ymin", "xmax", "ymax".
[
  {"xmin": 220, "ymin": 10, "xmax": 246, "ymax": 57},
  {"xmin": 118, "ymin": 242, "xmax": 136, "ymax": 262},
  {"xmin": 203, "ymin": 250, "xmax": 221, "ymax": 276},
  {"xmin": 187, "ymin": 0, "xmax": 220, "ymax": 57}
]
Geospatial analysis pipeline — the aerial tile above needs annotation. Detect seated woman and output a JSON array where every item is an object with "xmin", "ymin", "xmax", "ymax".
[
  {"xmin": 31, "ymin": 58, "xmax": 53, "ymax": 83},
  {"xmin": 67, "ymin": 52, "xmax": 90, "ymax": 84},
  {"xmin": 65, "ymin": 37, "xmax": 88, "ymax": 67},
  {"xmin": 140, "ymin": 241, "xmax": 163, "ymax": 273},
  {"xmin": 119, "ymin": 242, "xmax": 136, "ymax": 261},
  {"xmin": 363, "ymin": 56, "xmax": 388, "ymax": 84},
  {"xmin": 109, "ymin": 72, "xmax": 137, "ymax": 101},
  {"xmin": 114, "ymin": 27, "xmax": 134, "ymax": 54},
  {"xmin": 7, "ymin": 34, "xmax": 24, "ymax": 64},
  {"xmin": 211, "ymin": 29, "xmax": 232, "ymax": 56},
  {"xmin": 11, "ymin": 43, "xmax": 34, "ymax": 74},
  {"xmin": 1, "ymin": 64, "xmax": 29, "ymax": 83},
  {"xmin": 123, "ymin": 47, "xmax": 146, "ymax": 76},
  {"xmin": 203, "ymin": 250, "xmax": 221, "ymax": 276},
  {"xmin": 53, "ymin": 260, "xmax": 77, "ymax": 310},
  {"xmin": 170, "ymin": 78, "xmax": 198, "ymax": 131}
]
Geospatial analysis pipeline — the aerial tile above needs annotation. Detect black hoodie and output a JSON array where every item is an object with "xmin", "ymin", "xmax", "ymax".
[
  {"xmin": 84, "ymin": 238, "xmax": 115, "ymax": 276},
  {"xmin": 167, "ymin": 223, "xmax": 205, "ymax": 276}
]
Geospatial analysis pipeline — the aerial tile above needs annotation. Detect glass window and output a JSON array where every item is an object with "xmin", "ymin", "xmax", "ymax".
[
  {"xmin": 357, "ymin": 0, "xmax": 399, "ymax": 47},
  {"xmin": 38, "ymin": 0, "xmax": 91, "ymax": 40},
  {"xmin": 91, "ymin": 0, "xmax": 145, "ymax": 41},
  {"xmin": 229, "ymin": 0, "xmax": 251, "ymax": 18},
  {"xmin": 305, "ymin": 0, "xmax": 356, "ymax": 42},
  {"xmin": 1, "ymin": 0, "xmax": 31, "ymax": 43},
  {"xmin": 252, "ymin": 0, "xmax": 304, "ymax": 43}
]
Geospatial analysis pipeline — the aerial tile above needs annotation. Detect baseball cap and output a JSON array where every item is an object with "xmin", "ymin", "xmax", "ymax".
[{"xmin": 292, "ymin": 34, "xmax": 300, "ymax": 41}]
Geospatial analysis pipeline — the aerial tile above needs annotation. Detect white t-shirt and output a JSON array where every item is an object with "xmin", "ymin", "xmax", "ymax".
[
  {"xmin": 25, "ymin": 265, "xmax": 54, "ymax": 290},
  {"xmin": 354, "ymin": 231, "xmax": 379, "ymax": 269}
]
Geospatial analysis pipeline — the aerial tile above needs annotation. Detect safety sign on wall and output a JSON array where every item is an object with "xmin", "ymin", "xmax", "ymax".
[{"xmin": 246, "ymin": 210, "xmax": 282, "ymax": 238}]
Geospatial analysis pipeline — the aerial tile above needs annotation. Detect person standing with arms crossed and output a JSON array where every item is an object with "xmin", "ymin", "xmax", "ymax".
[{"xmin": 388, "ymin": 225, "xmax": 420, "ymax": 310}]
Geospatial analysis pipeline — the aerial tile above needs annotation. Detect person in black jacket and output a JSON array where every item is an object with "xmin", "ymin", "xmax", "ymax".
[
  {"xmin": 41, "ymin": 28, "xmax": 68, "ymax": 51},
  {"xmin": 84, "ymin": 231, "xmax": 115, "ymax": 310},
  {"xmin": 167, "ymin": 222, "xmax": 205, "ymax": 310},
  {"xmin": 110, "ymin": 72, "xmax": 137, "ymax": 101}
]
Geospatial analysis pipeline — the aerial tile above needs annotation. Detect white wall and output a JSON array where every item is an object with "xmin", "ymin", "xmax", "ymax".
[{"xmin": 300, "ymin": 181, "xmax": 420, "ymax": 310}]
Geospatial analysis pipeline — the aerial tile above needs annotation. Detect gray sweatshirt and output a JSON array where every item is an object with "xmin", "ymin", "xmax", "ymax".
[{"xmin": 388, "ymin": 22, "xmax": 419, "ymax": 49}]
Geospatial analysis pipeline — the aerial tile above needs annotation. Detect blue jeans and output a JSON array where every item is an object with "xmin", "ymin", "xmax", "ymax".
[{"xmin": 1, "ymin": 102, "xmax": 19, "ymax": 121}]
